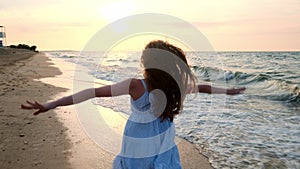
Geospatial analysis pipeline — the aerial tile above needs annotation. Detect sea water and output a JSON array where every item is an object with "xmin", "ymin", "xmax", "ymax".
[{"xmin": 46, "ymin": 51, "xmax": 300, "ymax": 169}]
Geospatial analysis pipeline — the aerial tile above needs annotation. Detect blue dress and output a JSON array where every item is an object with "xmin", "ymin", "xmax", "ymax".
[{"xmin": 113, "ymin": 79, "xmax": 182, "ymax": 169}]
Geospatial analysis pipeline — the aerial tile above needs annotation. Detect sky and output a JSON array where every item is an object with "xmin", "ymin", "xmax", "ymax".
[{"xmin": 1, "ymin": 0, "xmax": 299, "ymax": 51}]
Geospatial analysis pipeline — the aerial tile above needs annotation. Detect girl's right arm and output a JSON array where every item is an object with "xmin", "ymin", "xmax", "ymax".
[{"xmin": 198, "ymin": 84, "xmax": 246, "ymax": 95}]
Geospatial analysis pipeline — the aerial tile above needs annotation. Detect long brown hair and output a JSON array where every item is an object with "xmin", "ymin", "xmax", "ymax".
[{"xmin": 141, "ymin": 40, "xmax": 196, "ymax": 122}]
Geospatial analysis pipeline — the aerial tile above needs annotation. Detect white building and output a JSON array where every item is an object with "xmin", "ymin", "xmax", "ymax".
[{"xmin": 0, "ymin": 26, "xmax": 7, "ymax": 47}]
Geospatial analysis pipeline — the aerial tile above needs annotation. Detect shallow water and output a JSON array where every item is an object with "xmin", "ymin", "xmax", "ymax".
[{"xmin": 47, "ymin": 51, "xmax": 300, "ymax": 169}]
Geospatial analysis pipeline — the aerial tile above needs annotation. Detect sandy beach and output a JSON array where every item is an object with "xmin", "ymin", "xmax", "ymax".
[{"xmin": 0, "ymin": 48, "xmax": 212, "ymax": 169}]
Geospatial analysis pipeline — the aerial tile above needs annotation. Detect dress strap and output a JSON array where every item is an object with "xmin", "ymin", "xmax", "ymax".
[{"xmin": 141, "ymin": 79, "xmax": 148, "ymax": 91}]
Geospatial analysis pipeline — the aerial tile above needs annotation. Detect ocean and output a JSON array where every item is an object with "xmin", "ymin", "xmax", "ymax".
[{"xmin": 46, "ymin": 51, "xmax": 299, "ymax": 169}]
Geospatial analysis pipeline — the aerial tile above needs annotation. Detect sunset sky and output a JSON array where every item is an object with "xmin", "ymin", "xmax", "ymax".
[{"xmin": 1, "ymin": 0, "xmax": 299, "ymax": 51}]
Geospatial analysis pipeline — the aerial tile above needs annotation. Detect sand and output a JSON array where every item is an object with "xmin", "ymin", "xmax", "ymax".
[{"xmin": 0, "ymin": 48, "xmax": 212, "ymax": 169}]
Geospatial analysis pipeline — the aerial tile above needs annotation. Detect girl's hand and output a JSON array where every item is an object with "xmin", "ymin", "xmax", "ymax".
[
  {"xmin": 21, "ymin": 100, "xmax": 50, "ymax": 115},
  {"xmin": 226, "ymin": 87, "xmax": 246, "ymax": 95}
]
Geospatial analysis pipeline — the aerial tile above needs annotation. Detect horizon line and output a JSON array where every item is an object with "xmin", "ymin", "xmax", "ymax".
[{"xmin": 41, "ymin": 49, "xmax": 300, "ymax": 53}]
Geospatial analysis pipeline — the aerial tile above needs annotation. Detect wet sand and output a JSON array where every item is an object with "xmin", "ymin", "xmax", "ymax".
[{"xmin": 0, "ymin": 48, "xmax": 212, "ymax": 169}]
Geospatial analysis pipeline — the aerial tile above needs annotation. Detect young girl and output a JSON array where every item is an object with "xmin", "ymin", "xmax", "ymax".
[{"xmin": 21, "ymin": 40, "xmax": 245, "ymax": 169}]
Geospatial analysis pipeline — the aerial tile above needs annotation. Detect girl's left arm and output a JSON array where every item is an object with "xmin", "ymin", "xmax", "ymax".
[{"xmin": 21, "ymin": 78, "xmax": 132, "ymax": 115}]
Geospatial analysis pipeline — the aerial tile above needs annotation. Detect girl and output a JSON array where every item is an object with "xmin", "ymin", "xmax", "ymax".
[{"xmin": 21, "ymin": 40, "xmax": 245, "ymax": 169}]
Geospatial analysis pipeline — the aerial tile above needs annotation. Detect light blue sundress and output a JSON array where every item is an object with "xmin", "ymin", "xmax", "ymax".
[{"xmin": 113, "ymin": 79, "xmax": 182, "ymax": 169}]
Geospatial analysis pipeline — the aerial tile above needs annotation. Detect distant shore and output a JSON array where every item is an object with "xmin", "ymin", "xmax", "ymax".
[
  {"xmin": 0, "ymin": 49, "xmax": 212, "ymax": 169},
  {"xmin": 0, "ymin": 48, "xmax": 37, "ymax": 66}
]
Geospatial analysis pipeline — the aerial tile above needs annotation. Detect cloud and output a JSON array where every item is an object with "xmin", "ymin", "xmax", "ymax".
[
  {"xmin": 0, "ymin": 1, "xmax": 25, "ymax": 10},
  {"xmin": 0, "ymin": 0, "xmax": 65, "ymax": 10}
]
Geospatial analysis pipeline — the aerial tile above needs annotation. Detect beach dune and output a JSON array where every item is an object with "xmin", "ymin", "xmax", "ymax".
[{"xmin": 0, "ymin": 48, "xmax": 212, "ymax": 169}]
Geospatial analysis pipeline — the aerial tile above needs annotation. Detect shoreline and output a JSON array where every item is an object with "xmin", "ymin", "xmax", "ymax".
[{"xmin": 0, "ymin": 49, "xmax": 212, "ymax": 169}]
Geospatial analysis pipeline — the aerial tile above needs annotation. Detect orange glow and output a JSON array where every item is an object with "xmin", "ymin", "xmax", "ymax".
[{"xmin": 1, "ymin": 0, "xmax": 299, "ymax": 51}]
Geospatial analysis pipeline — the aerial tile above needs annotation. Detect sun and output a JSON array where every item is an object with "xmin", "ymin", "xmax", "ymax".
[{"xmin": 101, "ymin": 2, "xmax": 136, "ymax": 22}]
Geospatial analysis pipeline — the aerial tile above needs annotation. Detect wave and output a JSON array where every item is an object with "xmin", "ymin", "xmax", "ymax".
[
  {"xmin": 192, "ymin": 65, "xmax": 300, "ymax": 105},
  {"xmin": 262, "ymin": 81, "xmax": 298, "ymax": 104},
  {"xmin": 261, "ymin": 93, "xmax": 300, "ymax": 105},
  {"xmin": 192, "ymin": 65, "xmax": 271, "ymax": 83}
]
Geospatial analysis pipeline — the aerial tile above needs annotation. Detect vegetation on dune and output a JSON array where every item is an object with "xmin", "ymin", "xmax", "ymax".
[{"xmin": 9, "ymin": 44, "xmax": 38, "ymax": 53}]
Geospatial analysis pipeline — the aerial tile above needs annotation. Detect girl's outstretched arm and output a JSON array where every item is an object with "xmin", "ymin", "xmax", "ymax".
[
  {"xmin": 21, "ymin": 78, "xmax": 133, "ymax": 115},
  {"xmin": 198, "ymin": 84, "xmax": 246, "ymax": 95}
]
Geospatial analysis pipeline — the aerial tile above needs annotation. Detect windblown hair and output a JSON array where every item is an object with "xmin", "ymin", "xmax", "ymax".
[{"xmin": 141, "ymin": 40, "xmax": 196, "ymax": 122}]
